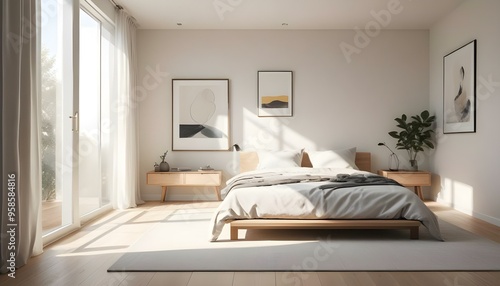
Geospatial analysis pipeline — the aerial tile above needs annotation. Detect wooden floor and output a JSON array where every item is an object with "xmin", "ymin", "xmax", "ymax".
[
  {"xmin": 1, "ymin": 201, "xmax": 499, "ymax": 286},
  {"xmin": 42, "ymin": 201, "xmax": 62, "ymax": 232}
]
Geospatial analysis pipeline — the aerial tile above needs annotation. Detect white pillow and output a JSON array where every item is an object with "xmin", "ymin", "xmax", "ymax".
[
  {"xmin": 307, "ymin": 147, "xmax": 358, "ymax": 169},
  {"xmin": 256, "ymin": 150, "xmax": 303, "ymax": 169}
]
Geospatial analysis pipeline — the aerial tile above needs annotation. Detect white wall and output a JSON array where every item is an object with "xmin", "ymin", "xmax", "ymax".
[
  {"xmin": 430, "ymin": 0, "xmax": 500, "ymax": 225},
  {"xmin": 137, "ymin": 29, "xmax": 430, "ymax": 201}
]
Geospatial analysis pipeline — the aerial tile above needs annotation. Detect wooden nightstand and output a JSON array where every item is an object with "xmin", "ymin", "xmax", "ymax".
[
  {"xmin": 377, "ymin": 170, "xmax": 431, "ymax": 200},
  {"xmin": 147, "ymin": 170, "xmax": 222, "ymax": 202}
]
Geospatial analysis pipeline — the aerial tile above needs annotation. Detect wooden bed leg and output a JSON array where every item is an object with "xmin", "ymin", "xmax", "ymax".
[
  {"xmin": 230, "ymin": 226, "xmax": 238, "ymax": 240},
  {"xmin": 410, "ymin": 226, "xmax": 419, "ymax": 239}
]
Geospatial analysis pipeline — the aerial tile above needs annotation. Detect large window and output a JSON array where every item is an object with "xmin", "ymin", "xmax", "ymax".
[
  {"xmin": 79, "ymin": 6, "xmax": 114, "ymax": 218},
  {"xmin": 40, "ymin": 0, "xmax": 115, "ymax": 241},
  {"xmin": 40, "ymin": 0, "xmax": 77, "ymax": 236}
]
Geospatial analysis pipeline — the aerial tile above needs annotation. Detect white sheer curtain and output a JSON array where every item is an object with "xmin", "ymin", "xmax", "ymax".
[
  {"xmin": 112, "ymin": 8, "xmax": 143, "ymax": 209},
  {"xmin": 1, "ymin": 0, "xmax": 43, "ymax": 274}
]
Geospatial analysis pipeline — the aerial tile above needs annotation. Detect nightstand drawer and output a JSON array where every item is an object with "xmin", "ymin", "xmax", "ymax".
[
  {"xmin": 378, "ymin": 170, "xmax": 431, "ymax": 200},
  {"xmin": 385, "ymin": 172, "xmax": 431, "ymax": 187},
  {"xmin": 147, "ymin": 170, "xmax": 223, "ymax": 201},
  {"xmin": 185, "ymin": 173, "xmax": 221, "ymax": 186},
  {"xmin": 147, "ymin": 173, "xmax": 183, "ymax": 185}
]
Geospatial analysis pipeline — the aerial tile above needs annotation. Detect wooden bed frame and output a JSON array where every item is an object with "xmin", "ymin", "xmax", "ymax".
[{"xmin": 230, "ymin": 151, "xmax": 421, "ymax": 240}]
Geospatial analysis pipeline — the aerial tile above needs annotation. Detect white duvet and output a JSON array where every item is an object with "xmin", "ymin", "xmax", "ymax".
[{"xmin": 209, "ymin": 168, "xmax": 443, "ymax": 241}]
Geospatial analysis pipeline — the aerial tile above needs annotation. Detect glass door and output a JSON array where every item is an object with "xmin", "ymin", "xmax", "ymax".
[
  {"xmin": 40, "ymin": 0, "xmax": 79, "ymax": 241},
  {"xmin": 79, "ymin": 5, "xmax": 113, "ymax": 220},
  {"xmin": 79, "ymin": 9, "xmax": 102, "ymax": 216},
  {"xmin": 41, "ymin": 0, "xmax": 114, "ymax": 243}
]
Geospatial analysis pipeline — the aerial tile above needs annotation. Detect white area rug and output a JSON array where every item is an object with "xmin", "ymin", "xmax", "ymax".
[{"xmin": 108, "ymin": 208, "xmax": 500, "ymax": 272}]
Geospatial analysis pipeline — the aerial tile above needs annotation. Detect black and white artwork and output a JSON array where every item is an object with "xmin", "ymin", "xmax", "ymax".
[
  {"xmin": 443, "ymin": 40, "xmax": 476, "ymax": 134},
  {"xmin": 172, "ymin": 79, "xmax": 229, "ymax": 150}
]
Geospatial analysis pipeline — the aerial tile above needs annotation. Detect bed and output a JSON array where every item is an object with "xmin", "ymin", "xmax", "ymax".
[{"xmin": 209, "ymin": 149, "xmax": 443, "ymax": 241}]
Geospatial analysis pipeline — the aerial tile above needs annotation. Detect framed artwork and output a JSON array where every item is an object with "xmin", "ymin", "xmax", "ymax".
[
  {"xmin": 172, "ymin": 79, "xmax": 230, "ymax": 151},
  {"xmin": 258, "ymin": 71, "xmax": 293, "ymax": 117},
  {"xmin": 443, "ymin": 40, "xmax": 476, "ymax": 134}
]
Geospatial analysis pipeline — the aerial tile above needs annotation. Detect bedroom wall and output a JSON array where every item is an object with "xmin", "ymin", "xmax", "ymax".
[
  {"xmin": 429, "ymin": 0, "xmax": 500, "ymax": 226},
  {"xmin": 137, "ymin": 29, "xmax": 430, "ymax": 201}
]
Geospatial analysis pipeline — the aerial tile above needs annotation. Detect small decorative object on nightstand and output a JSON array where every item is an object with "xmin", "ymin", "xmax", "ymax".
[
  {"xmin": 199, "ymin": 165, "xmax": 214, "ymax": 171},
  {"xmin": 378, "ymin": 170, "xmax": 431, "ymax": 200},
  {"xmin": 378, "ymin": 142, "xmax": 399, "ymax": 171},
  {"xmin": 159, "ymin": 151, "xmax": 170, "ymax": 172}
]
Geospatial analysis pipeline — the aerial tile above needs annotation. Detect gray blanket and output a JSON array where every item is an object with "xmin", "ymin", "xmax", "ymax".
[
  {"xmin": 319, "ymin": 173, "xmax": 402, "ymax": 190},
  {"xmin": 221, "ymin": 171, "xmax": 334, "ymax": 199},
  {"xmin": 222, "ymin": 172, "xmax": 401, "ymax": 198}
]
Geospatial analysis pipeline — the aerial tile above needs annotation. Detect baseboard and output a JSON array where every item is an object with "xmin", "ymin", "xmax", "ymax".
[
  {"xmin": 436, "ymin": 198, "xmax": 500, "ymax": 227},
  {"xmin": 473, "ymin": 210, "xmax": 500, "ymax": 227}
]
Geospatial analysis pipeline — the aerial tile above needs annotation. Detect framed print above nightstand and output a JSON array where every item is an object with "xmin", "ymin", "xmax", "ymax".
[
  {"xmin": 443, "ymin": 40, "xmax": 476, "ymax": 134},
  {"xmin": 258, "ymin": 71, "xmax": 293, "ymax": 117},
  {"xmin": 172, "ymin": 79, "xmax": 230, "ymax": 151}
]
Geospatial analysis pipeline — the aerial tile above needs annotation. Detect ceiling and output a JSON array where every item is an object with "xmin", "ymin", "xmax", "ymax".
[{"xmin": 116, "ymin": 0, "xmax": 465, "ymax": 30}]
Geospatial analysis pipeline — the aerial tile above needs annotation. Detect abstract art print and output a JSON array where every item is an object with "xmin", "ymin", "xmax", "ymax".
[
  {"xmin": 172, "ymin": 79, "xmax": 229, "ymax": 150},
  {"xmin": 258, "ymin": 71, "xmax": 293, "ymax": 117},
  {"xmin": 443, "ymin": 40, "xmax": 476, "ymax": 134}
]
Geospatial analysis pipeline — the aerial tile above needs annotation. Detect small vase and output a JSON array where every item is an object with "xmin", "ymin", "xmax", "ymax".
[
  {"xmin": 388, "ymin": 153, "xmax": 399, "ymax": 171},
  {"xmin": 409, "ymin": 160, "xmax": 418, "ymax": 171},
  {"xmin": 159, "ymin": 161, "xmax": 170, "ymax": 172}
]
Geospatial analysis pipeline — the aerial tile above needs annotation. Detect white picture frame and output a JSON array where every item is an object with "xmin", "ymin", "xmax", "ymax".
[
  {"xmin": 172, "ymin": 79, "xmax": 230, "ymax": 150},
  {"xmin": 258, "ymin": 71, "xmax": 293, "ymax": 117}
]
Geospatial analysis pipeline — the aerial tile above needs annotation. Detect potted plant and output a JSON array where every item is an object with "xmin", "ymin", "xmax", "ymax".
[{"xmin": 388, "ymin": 110, "xmax": 436, "ymax": 170}]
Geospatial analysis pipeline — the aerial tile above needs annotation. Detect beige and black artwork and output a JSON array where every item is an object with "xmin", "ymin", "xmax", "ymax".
[
  {"xmin": 443, "ymin": 40, "xmax": 476, "ymax": 134},
  {"xmin": 453, "ymin": 66, "xmax": 471, "ymax": 123},
  {"xmin": 258, "ymin": 71, "xmax": 293, "ymax": 117},
  {"xmin": 179, "ymin": 88, "xmax": 223, "ymax": 138},
  {"xmin": 172, "ymin": 79, "xmax": 229, "ymax": 150}
]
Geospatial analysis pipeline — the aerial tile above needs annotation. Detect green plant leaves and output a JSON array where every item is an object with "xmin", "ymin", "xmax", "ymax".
[
  {"xmin": 388, "ymin": 110, "xmax": 436, "ymax": 160},
  {"xmin": 421, "ymin": 110, "xmax": 430, "ymax": 120},
  {"xmin": 388, "ymin": 131, "xmax": 399, "ymax": 138}
]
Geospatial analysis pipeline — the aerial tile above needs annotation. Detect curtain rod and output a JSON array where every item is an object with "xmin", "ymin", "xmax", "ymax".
[{"xmin": 109, "ymin": 0, "xmax": 123, "ymax": 10}]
